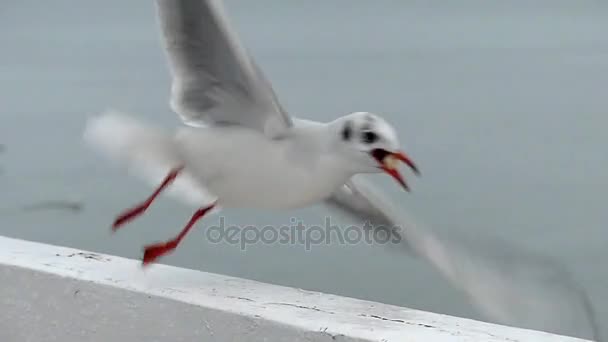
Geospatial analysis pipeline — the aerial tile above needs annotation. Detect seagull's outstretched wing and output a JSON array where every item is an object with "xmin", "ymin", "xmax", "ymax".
[
  {"xmin": 325, "ymin": 177, "xmax": 601, "ymax": 341},
  {"xmin": 155, "ymin": 0, "xmax": 292, "ymax": 138}
]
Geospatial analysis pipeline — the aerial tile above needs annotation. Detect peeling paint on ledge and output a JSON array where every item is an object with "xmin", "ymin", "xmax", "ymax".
[{"xmin": 0, "ymin": 236, "xmax": 591, "ymax": 342}]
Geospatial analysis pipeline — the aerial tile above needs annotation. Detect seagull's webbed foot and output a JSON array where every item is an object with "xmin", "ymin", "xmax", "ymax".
[
  {"xmin": 142, "ymin": 202, "xmax": 216, "ymax": 266},
  {"xmin": 112, "ymin": 166, "xmax": 184, "ymax": 231}
]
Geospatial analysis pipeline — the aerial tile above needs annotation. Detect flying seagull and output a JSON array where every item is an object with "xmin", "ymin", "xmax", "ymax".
[{"xmin": 83, "ymin": 0, "xmax": 600, "ymax": 339}]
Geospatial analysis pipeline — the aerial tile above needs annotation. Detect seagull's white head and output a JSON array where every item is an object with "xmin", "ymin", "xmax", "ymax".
[{"xmin": 332, "ymin": 111, "xmax": 419, "ymax": 191}]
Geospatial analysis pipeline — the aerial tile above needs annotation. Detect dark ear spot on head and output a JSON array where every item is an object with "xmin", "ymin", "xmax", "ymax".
[{"xmin": 341, "ymin": 121, "xmax": 352, "ymax": 141}]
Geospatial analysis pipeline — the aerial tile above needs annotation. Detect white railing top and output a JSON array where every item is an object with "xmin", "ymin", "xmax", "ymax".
[{"xmin": 0, "ymin": 236, "xmax": 590, "ymax": 342}]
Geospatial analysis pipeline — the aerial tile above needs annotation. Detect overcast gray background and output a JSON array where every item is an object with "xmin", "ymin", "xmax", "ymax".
[{"xmin": 1, "ymin": 0, "xmax": 607, "ymax": 339}]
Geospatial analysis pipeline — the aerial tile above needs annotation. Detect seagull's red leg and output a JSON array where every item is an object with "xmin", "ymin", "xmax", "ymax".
[
  {"xmin": 142, "ymin": 202, "xmax": 216, "ymax": 266},
  {"xmin": 112, "ymin": 166, "xmax": 184, "ymax": 231}
]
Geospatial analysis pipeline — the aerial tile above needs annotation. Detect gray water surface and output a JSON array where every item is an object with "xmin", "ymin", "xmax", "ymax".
[{"xmin": 1, "ymin": 0, "xmax": 607, "ymax": 339}]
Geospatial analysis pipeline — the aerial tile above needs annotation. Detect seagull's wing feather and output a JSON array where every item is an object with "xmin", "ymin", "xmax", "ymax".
[
  {"xmin": 325, "ymin": 177, "xmax": 601, "ymax": 341},
  {"xmin": 155, "ymin": 0, "xmax": 291, "ymax": 138},
  {"xmin": 84, "ymin": 110, "xmax": 219, "ymax": 208}
]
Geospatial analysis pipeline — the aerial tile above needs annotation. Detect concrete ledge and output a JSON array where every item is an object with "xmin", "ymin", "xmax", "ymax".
[{"xmin": 0, "ymin": 236, "xmax": 589, "ymax": 342}]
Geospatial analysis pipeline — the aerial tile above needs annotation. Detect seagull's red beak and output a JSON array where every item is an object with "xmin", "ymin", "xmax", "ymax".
[{"xmin": 371, "ymin": 149, "xmax": 420, "ymax": 191}]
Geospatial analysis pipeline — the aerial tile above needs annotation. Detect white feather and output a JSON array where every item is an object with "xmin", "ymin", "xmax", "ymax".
[{"xmin": 83, "ymin": 110, "xmax": 218, "ymax": 208}]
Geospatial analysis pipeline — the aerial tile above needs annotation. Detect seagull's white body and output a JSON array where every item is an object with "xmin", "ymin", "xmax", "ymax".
[
  {"xmin": 82, "ymin": 0, "xmax": 600, "ymax": 339},
  {"xmin": 86, "ymin": 112, "xmax": 363, "ymax": 209},
  {"xmin": 177, "ymin": 122, "xmax": 347, "ymax": 209}
]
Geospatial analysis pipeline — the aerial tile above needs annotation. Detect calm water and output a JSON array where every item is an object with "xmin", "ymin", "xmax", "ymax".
[{"xmin": 2, "ymin": 0, "xmax": 608, "ymax": 339}]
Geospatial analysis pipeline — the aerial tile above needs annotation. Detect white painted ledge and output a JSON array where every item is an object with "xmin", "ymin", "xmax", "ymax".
[{"xmin": 0, "ymin": 236, "xmax": 590, "ymax": 342}]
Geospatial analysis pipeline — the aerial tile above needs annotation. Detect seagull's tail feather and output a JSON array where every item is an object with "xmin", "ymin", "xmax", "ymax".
[{"xmin": 83, "ymin": 109, "xmax": 217, "ymax": 208}]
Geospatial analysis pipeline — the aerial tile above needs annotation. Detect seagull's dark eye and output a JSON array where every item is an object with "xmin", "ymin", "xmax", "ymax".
[
  {"xmin": 362, "ymin": 131, "xmax": 378, "ymax": 144},
  {"xmin": 341, "ymin": 122, "xmax": 352, "ymax": 141}
]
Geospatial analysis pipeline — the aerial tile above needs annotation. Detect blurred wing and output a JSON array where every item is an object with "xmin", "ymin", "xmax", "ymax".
[
  {"xmin": 84, "ymin": 110, "xmax": 219, "ymax": 208},
  {"xmin": 155, "ymin": 0, "xmax": 292, "ymax": 138},
  {"xmin": 325, "ymin": 177, "xmax": 601, "ymax": 341}
]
